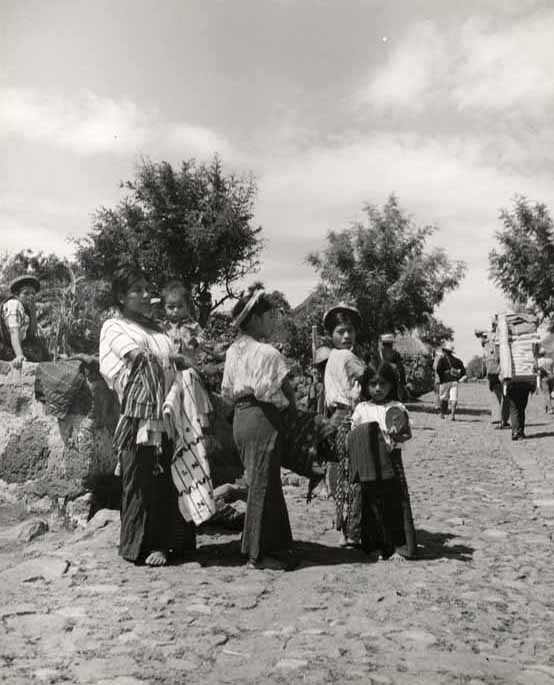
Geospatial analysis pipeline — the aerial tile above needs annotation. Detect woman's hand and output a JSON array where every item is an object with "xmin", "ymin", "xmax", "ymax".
[{"xmin": 12, "ymin": 355, "xmax": 26, "ymax": 369}]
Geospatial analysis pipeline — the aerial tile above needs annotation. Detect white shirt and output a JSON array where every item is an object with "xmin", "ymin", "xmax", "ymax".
[
  {"xmin": 222, "ymin": 334, "xmax": 289, "ymax": 409},
  {"xmin": 324, "ymin": 349, "xmax": 365, "ymax": 408}
]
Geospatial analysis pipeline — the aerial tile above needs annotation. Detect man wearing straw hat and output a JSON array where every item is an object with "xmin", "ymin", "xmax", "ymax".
[
  {"xmin": 436, "ymin": 342, "xmax": 466, "ymax": 421},
  {"xmin": 0, "ymin": 273, "xmax": 49, "ymax": 366}
]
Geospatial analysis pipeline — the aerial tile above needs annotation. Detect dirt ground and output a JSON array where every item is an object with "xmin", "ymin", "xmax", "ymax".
[{"xmin": 1, "ymin": 382, "xmax": 554, "ymax": 685}]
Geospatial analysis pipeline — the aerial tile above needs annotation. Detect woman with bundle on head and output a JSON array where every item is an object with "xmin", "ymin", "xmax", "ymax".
[
  {"xmin": 222, "ymin": 286, "xmax": 297, "ymax": 570},
  {"xmin": 323, "ymin": 303, "xmax": 366, "ymax": 547},
  {"xmin": 349, "ymin": 362, "xmax": 417, "ymax": 560},
  {"xmin": 99, "ymin": 266, "xmax": 196, "ymax": 566}
]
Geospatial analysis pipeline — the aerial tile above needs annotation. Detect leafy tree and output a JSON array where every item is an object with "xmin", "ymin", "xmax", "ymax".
[
  {"xmin": 307, "ymin": 195, "xmax": 466, "ymax": 351},
  {"xmin": 76, "ymin": 156, "xmax": 263, "ymax": 324},
  {"xmin": 489, "ymin": 197, "xmax": 554, "ymax": 325},
  {"xmin": 419, "ymin": 315, "xmax": 454, "ymax": 350}
]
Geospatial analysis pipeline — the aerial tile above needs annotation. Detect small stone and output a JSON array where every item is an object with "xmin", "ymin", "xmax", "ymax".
[
  {"xmin": 34, "ymin": 668, "xmax": 61, "ymax": 683},
  {"xmin": 482, "ymin": 529, "xmax": 508, "ymax": 539},
  {"xmin": 0, "ymin": 603, "xmax": 37, "ymax": 618},
  {"xmin": 275, "ymin": 658, "xmax": 309, "ymax": 671},
  {"xmin": 16, "ymin": 518, "xmax": 49, "ymax": 542},
  {"xmin": 0, "ymin": 556, "xmax": 70, "ymax": 583},
  {"xmin": 533, "ymin": 499, "xmax": 554, "ymax": 508},
  {"xmin": 87, "ymin": 508, "xmax": 120, "ymax": 530},
  {"xmin": 186, "ymin": 602, "xmax": 212, "ymax": 615},
  {"xmin": 400, "ymin": 629, "xmax": 438, "ymax": 647},
  {"xmin": 66, "ymin": 492, "xmax": 93, "ymax": 528}
]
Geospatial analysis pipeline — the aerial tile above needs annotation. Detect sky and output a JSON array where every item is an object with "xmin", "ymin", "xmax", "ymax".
[{"xmin": 2, "ymin": 0, "xmax": 554, "ymax": 361}]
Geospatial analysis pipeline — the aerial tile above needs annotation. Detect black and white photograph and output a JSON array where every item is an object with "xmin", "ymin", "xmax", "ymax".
[{"xmin": 1, "ymin": 1, "xmax": 554, "ymax": 683}]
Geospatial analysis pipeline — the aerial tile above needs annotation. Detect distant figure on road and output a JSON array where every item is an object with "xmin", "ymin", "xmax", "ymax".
[
  {"xmin": 481, "ymin": 335, "xmax": 510, "ymax": 429},
  {"xmin": 537, "ymin": 348, "xmax": 554, "ymax": 415},
  {"xmin": 436, "ymin": 343, "xmax": 466, "ymax": 421},
  {"xmin": 379, "ymin": 333, "xmax": 407, "ymax": 400}
]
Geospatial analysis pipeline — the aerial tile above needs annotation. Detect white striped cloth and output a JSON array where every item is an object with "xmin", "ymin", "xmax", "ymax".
[
  {"xmin": 100, "ymin": 317, "xmax": 176, "ymax": 447},
  {"xmin": 163, "ymin": 374, "xmax": 216, "ymax": 526}
]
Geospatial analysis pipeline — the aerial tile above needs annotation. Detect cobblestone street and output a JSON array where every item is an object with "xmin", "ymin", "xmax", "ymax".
[{"xmin": 2, "ymin": 383, "xmax": 554, "ymax": 684}]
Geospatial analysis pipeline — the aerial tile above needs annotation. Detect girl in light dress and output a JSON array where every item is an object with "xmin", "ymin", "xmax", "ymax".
[{"xmin": 349, "ymin": 362, "xmax": 417, "ymax": 560}]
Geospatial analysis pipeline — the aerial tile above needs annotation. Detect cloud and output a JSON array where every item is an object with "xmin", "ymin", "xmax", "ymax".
[
  {"xmin": 356, "ymin": 9, "xmax": 554, "ymax": 120},
  {"xmin": 356, "ymin": 21, "xmax": 448, "ymax": 113},
  {"xmin": 0, "ymin": 88, "xmax": 233, "ymax": 159}
]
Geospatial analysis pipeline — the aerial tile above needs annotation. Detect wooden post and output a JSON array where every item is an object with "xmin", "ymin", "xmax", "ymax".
[{"xmin": 311, "ymin": 325, "xmax": 318, "ymax": 365}]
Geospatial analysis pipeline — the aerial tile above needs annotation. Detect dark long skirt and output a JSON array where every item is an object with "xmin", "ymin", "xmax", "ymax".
[
  {"xmin": 119, "ymin": 436, "xmax": 196, "ymax": 562},
  {"xmin": 333, "ymin": 407, "xmax": 362, "ymax": 544},
  {"xmin": 360, "ymin": 450, "xmax": 417, "ymax": 558},
  {"xmin": 233, "ymin": 399, "xmax": 293, "ymax": 562}
]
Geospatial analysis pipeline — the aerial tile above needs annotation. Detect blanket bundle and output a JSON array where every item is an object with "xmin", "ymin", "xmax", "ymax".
[{"xmin": 163, "ymin": 373, "xmax": 216, "ymax": 526}]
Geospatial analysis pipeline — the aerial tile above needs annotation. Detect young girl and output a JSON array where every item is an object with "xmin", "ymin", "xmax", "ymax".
[
  {"xmin": 323, "ymin": 303, "xmax": 366, "ymax": 547},
  {"xmin": 222, "ymin": 286, "xmax": 297, "ymax": 571},
  {"xmin": 349, "ymin": 362, "xmax": 417, "ymax": 560}
]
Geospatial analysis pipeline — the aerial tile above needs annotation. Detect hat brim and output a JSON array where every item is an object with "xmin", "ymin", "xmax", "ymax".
[
  {"xmin": 9, "ymin": 275, "xmax": 41, "ymax": 294},
  {"xmin": 323, "ymin": 304, "xmax": 362, "ymax": 332}
]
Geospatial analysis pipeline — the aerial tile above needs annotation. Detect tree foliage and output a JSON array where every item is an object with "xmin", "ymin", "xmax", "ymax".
[
  {"xmin": 419, "ymin": 315, "xmax": 454, "ymax": 350},
  {"xmin": 489, "ymin": 196, "xmax": 554, "ymax": 324},
  {"xmin": 76, "ymin": 156, "xmax": 263, "ymax": 322},
  {"xmin": 307, "ymin": 195, "xmax": 466, "ymax": 349}
]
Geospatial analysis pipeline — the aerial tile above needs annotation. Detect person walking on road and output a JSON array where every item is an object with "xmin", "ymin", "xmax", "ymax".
[
  {"xmin": 436, "ymin": 343, "xmax": 466, "ymax": 421},
  {"xmin": 481, "ymin": 335, "xmax": 510, "ymax": 429},
  {"xmin": 378, "ymin": 333, "xmax": 407, "ymax": 400},
  {"xmin": 537, "ymin": 348, "xmax": 554, "ymax": 416}
]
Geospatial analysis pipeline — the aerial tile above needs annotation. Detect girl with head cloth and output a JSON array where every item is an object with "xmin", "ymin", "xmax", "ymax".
[
  {"xmin": 99, "ymin": 266, "xmax": 196, "ymax": 566},
  {"xmin": 322, "ymin": 303, "xmax": 366, "ymax": 547},
  {"xmin": 222, "ymin": 286, "xmax": 297, "ymax": 570}
]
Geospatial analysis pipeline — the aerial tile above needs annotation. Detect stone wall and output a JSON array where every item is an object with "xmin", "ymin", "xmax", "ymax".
[{"xmin": 0, "ymin": 362, "xmax": 118, "ymax": 510}]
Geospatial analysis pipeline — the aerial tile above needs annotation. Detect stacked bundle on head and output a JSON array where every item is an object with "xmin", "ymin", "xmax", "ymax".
[{"xmin": 495, "ymin": 312, "xmax": 539, "ymax": 387}]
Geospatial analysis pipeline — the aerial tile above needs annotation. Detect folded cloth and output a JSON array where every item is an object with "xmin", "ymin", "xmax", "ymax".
[
  {"xmin": 281, "ymin": 409, "xmax": 337, "ymax": 478},
  {"xmin": 164, "ymin": 374, "xmax": 216, "ymax": 526},
  {"xmin": 35, "ymin": 359, "xmax": 91, "ymax": 418},
  {"xmin": 181, "ymin": 368, "xmax": 212, "ymax": 430}
]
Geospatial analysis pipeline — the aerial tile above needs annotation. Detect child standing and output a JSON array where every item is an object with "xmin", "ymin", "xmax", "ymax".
[
  {"xmin": 349, "ymin": 362, "xmax": 417, "ymax": 560},
  {"xmin": 322, "ymin": 303, "xmax": 366, "ymax": 546}
]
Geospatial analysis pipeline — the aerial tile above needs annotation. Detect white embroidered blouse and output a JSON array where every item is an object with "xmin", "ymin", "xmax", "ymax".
[
  {"xmin": 324, "ymin": 348, "xmax": 366, "ymax": 409},
  {"xmin": 351, "ymin": 400, "xmax": 411, "ymax": 450},
  {"xmin": 222, "ymin": 334, "xmax": 290, "ymax": 409}
]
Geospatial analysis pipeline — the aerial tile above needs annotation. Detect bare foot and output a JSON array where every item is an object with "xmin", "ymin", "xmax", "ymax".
[
  {"xmin": 247, "ymin": 556, "xmax": 286, "ymax": 571},
  {"xmin": 145, "ymin": 550, "xmax": 167, "ymax": 567}
]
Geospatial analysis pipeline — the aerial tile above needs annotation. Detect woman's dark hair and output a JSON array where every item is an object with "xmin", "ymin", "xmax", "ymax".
[
  {"xmin": 111, "ymin": 266, "xmax": 149, "ymax": 311},
  {"xmin": 360, "ymin": 361, "xmax": 399, "ymax": 401},
  {"xmin": 324, "ymin": 310, "xmax": 359, "ymax": 336},
  {"xmin": 232, "ymin": 285, "xmax": 273, "ymax": 330}
]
